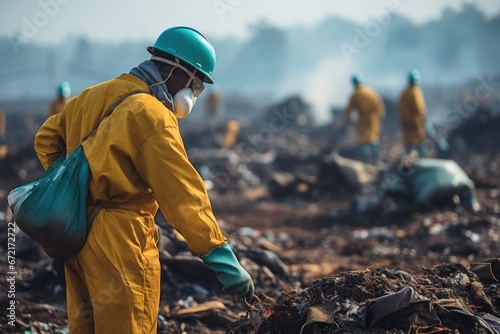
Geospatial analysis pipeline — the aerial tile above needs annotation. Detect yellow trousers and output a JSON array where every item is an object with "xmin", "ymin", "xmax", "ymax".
[{"xmin": 64, "ymin": 208, "xmax": 161, "ymax": 334}]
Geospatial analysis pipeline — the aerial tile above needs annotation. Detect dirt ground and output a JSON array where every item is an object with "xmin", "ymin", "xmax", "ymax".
[{"xmin": 1, "ymin": 175, "xmax": 499, "ymax": 333}]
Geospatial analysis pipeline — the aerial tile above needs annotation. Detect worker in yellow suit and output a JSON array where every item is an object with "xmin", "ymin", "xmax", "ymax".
[
  {"xmin": 398, "ymin": 70, "xmax": 427, "ymax": 157},
  {"xmin": 343, "ymin": 74, "xmax": 385, "ymax": 164},
  {"xmin": 205, "ymin": 84, "xmax": 223, "ymax": 120},
  {"xmin": 34, "ymin": 26, "xmax": 254, "ymax": 334},
  {"xmin": 0, "ymin": 107, "xmax": 7, "ymax": 159},
  {"xmin": 48, "ymin": 81, "xmax": 71, "ymax": 117},
  {"xmin": 222, "ymin": 120, "xmax": 240, "ymax": 150}
]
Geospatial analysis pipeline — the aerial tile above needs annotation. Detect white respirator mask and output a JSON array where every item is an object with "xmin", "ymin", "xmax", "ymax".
[
  {"xmin": 173, "ymin": 88, "xmax": 197, "ymax": 118},
  {"xmin": 151, "ymin": 55, "xmax": 205, "ymax": 119}
]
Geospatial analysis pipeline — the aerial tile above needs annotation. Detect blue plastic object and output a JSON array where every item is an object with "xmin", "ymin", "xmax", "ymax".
[{"xmin": 408, "ymin": 159, "xmax": 480, "ymax": 211}]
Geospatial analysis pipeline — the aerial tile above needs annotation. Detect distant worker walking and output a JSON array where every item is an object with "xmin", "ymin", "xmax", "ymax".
[
  {"xmin": 35, "ymin": 26, "xmax": 254, "ymax": 334},
  {"xmin": 343, "ymin": 74, "xmax": 385, "ymax": 164},
  {"xmin": 48, "ymin": 81, "xmax": 71, "ymax": 117},
  {"xmin": 398, "ymin": 70, "xmax": 427, "ymax": 157}
]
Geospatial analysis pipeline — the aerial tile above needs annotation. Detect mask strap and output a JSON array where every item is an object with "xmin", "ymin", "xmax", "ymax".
[
  {"xmin": 151, "ymin": 55, "xmax": 198, "ymax": 85},
  {"xmin": 150, "ymin": 66, "xmax": 175, "ymax": 88},
  {"xmin": 184, "ymin": 68, "xmax": 199, "ymax": 89}
]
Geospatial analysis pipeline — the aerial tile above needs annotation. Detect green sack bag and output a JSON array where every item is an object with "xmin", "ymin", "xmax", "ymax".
[{"xmin": 8, "ymin": 145, "xmax": 90, "ymax": 259}]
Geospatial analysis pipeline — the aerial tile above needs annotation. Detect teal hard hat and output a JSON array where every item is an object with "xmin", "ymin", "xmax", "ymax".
[
  {"xmin": 57, "ymin": 81, "xmax": 71, "ymax": 97},
  {"xmin": 148, "ymin": 26, "xmax": 216, "ymax": 84},
  {"xmin": 351, "ymin": 73, "xmax": 364, "ymax": 86},
  {"xmin": 408, "ymin": 69, "xmax": 421, "ymax": 85}
]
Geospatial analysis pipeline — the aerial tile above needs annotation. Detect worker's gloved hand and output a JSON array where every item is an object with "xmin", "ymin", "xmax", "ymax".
[{"xmin": 202, "ymin": 243, "xmax": 254, "ymax": 300}]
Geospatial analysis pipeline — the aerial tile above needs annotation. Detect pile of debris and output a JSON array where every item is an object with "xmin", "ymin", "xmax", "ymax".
[
  {"xmin": 448, "ymin": 106, "xmax": 500, "ymax": 154},
  {"xmin": 229, "ymin": 262, "xmax": 500, "ymax": 333}
]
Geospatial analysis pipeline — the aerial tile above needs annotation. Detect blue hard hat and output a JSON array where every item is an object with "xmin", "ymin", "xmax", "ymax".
[
  {"xmin": 351, "ymin": 73, "xmax": 364, "ymax": 86},
  {"xmin": 58, "ymin": 81, "xmax": 71, "ymax": 97},
  {"xmin": 408, "ymin": 70, "xmax": 421, "ymax": 85},
  {"xmin": 148, "ymin": 26, "xmax": 216, "ymax": 84}
]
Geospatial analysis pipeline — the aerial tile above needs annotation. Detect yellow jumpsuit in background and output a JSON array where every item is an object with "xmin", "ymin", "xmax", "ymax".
[
  {"xmin": 0, "ymin": 108, "xmax": 5, "ymax": 137},
  {"xmin": 34, "ymin": 74, "xmax": 227, "ymax": 334},
  {"xmin": 0, "ymin": 107, "xmax": 7, "ymax": 158},
  {"xmin": 205, "ymin": 90, "xmax": 223, "ymax": 119},
  {"xmin": 48, "ymin": 96, "xmax": 70, "ymax": 117},
  {"xmin": 398, "ymin": 85, "xmax": 427, "ymax": 146},
  {"xmin": 222, "ymin": 120, "xmax": 240, "ymax": 150},
  {"xmin": 343, "ymin": 85, "xmax": 385, "ymax": 145}
]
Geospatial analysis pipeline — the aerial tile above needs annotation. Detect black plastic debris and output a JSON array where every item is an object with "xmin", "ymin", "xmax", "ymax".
[{"xmin": 365, "ymin": 286, "xmax": 438, "ymax": 330}]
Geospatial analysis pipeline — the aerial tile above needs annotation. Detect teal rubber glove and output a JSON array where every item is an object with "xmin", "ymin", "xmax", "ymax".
[{"xmin": 202, "ymin": 243, "xmax": 254, "ymax": 300}]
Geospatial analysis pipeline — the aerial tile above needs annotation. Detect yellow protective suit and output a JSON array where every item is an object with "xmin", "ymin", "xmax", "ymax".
[
  {"xmin": 343, "ymin": 85, "xmax": 385, "ymax": 144},
  {"xmin": 205, "ymin": 90, "xmax": 222, "ymax": 118},
  {"xmin": 48, "ymin": 96, "xmax": 70, "ymax": 117},
  {"xmin": 0, "ymin": 108, "xmax": 7, "ymax": 159},
  {"xmin": 222, "ymin": 120, "xmax": 240, "ymax": 150},
  {"xmin": 398, "ymin": 85, "xmax": 427, "ymax": 146},
  {"xmin": 34, "ymin": 74, "xmax": 227, "ymax": 334},
  {"xmin": 0, "ymin": 108, "xmax": 5, "ymax": 137}
]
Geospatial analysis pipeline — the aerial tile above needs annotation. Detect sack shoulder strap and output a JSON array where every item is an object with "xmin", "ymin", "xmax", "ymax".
[{"xmin": 81, "ymin": 89, "xmax": 149, "ymax": 143}]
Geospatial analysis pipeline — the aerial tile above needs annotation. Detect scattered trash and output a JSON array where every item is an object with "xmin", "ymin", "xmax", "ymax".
[
  {"xmin": 318, "ymin": 153, "xmax": 380, "ymax": 191},
  {"xmin": 471, "ymin": 258, "xmax": 500, "ymax": 283}
]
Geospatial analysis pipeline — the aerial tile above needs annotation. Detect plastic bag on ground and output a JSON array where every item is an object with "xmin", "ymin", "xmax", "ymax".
[{"xmin": 408, "ymin": 159, "xmax": 480, "ymax": 211}]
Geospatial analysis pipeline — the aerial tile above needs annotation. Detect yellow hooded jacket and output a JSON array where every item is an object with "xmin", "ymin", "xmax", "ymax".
[
  {"xmin": 343, "ymin": 85, "xmax": 385, "ymax": 144},
  {"xmin": 399, "ymin": 85, "xmax": 427, "ymax": 146},
  {"xmin": 34, "ymin": 73, "xmax": 226, "ymax": 333}
]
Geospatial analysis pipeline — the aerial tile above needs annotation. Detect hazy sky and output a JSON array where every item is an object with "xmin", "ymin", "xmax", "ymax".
[{"xmin": 1, "ymin": 0, "xmax": 500, "ymax": 44}]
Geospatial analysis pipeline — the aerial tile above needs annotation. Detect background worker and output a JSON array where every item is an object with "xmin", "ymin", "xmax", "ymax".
[
  {"xmin": 204, "ymin": 84, "xmax": 224, "ymax": 143},
  {"xmin": 34, "ymin": 26, "xmax": 254, "ymax": 334},
  {"xmin": 205, "ymin": 84, "xmax": 224, "ymax": 121},
  {"xmin": 48, "ymin": 81, "xmax": 71, "ymax": 117},
  {"xmin": 0, "ymin": 107, "xmax": 7, "ymax": 159},
  {"xmin": 222, "ymin": 119, "xmax": 241, "ymax": 150},
  {"xmin": 343, "ymin": 74, "xmax": 385, "ymax": 165},
  {"xmin": 398, "ymin": 70, "xmax": 427, "ymax": 157}
]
